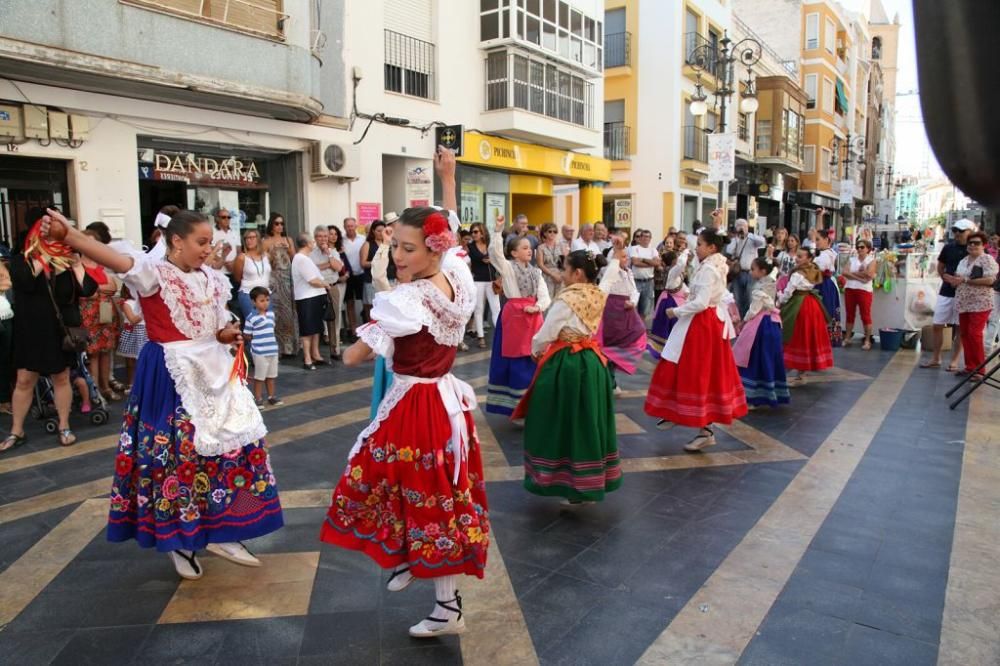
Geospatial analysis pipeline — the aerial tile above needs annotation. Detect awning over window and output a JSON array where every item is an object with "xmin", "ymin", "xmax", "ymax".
[{"xmin": 835, "ymin": 78, "xmax": 849, "ymax": 114}]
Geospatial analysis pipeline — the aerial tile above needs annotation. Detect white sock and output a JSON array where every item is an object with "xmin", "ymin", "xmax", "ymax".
[{"xmin": 429, "ymin": 575, "xmax": 460, "ymax": 621}]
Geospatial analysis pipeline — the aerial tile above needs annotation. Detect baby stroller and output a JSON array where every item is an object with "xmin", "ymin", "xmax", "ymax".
[{"xmin": 29, "ymin": 352, "xmax": 111, "ymax": 433}]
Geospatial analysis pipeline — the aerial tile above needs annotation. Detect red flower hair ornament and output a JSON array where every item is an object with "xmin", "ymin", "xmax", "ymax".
[{"xmin": 423, "ymin": 212, "xmax": 455, "ymax": 254}]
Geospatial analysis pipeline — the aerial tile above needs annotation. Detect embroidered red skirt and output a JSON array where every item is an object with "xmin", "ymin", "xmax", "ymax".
[
  {"xmin": 320, "ymin": 383, "xmax": 490, "ymax": 578},
  {"xmin": 783, "ymin": 294, "xmax": 834, "ymax": 371},
  {"xmin": 644, "ymin": 309, "xmax": 748, "ymax": 428}
]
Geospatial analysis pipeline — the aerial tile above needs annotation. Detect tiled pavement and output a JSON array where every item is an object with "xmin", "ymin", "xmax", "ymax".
[{"xmin": 0, "ymin": 339, "xmax": 998, "ymax": 665}]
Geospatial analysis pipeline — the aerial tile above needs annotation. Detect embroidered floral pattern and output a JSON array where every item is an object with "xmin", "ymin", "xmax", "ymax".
[{"xmin": 155, "ymin": 262, "xmax": 229, "ymax": 340}]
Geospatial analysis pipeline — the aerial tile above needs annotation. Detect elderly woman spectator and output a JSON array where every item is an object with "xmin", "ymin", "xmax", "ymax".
[
  {"xmin": 2, "ymin": 208, "xmax": 97, "ymax": 451},
  {"xmin": 80, "ymin": 222, "xmax": 123, "ymax": 400},
  {"xmin": 952, "ymin": 231, "xmax": 999, "ymax": 377},
  {"xmin": 310, "ymin": 225, "xmax": 345, "ymax": 361},
  {"xmin": 292, "ymin": 233, "xmax": 329, "ymax": 370}
]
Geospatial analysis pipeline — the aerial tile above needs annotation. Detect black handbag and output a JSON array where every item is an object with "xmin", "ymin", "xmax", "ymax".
[{"xmin": 45, "ymin": 274, "xmax": 89, "ymax": 353}]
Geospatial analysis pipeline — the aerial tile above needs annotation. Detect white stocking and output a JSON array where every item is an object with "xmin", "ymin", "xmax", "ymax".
[{"xmin": 429, "ymin": 575, "xmax": 460, "ymax": 620}]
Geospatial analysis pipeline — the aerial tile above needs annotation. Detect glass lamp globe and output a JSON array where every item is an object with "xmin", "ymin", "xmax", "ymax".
[
  {"xmin": 739, "ymin": 96, "xmax": 759, "ymax": 114},
  {"xmin": 690, "ymin": 99, "xmax": 709, "ymax": 116}
]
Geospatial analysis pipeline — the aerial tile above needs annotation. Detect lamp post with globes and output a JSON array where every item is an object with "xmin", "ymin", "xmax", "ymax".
[
  {"xmin": 688, "ymin": 31, "xmax": 763, "ymax": 228},
  {"xmin": 828, "ymin": 132, "xmax": 865, "ymax": 233}
]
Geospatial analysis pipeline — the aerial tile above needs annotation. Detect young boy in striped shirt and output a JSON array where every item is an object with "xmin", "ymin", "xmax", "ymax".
[{"xmin": 243, "ymin": 287, "xmax": 283, "ymax": 407}]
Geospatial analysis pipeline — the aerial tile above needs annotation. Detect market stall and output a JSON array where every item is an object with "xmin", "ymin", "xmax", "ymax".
[{"xmin": 867, "ymin": 248, "xmax": 942, "ymax": 332}]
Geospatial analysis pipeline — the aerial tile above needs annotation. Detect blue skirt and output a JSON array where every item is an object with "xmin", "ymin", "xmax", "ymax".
[
  {"xmin": 818, "ymin": 277, "xmax": 843, "ymax": 347},
  {"xmin": 647, "ymin": 294, "xmax": 679, "ymax": 360},
  {"xmin": 486, "ymin": 301, "xmax": 537, "ymax": 416},
  {"xmin": 739, "ymin": 318, "xmax": 790, "ymax": 407},
  {"xmin": 370, "ymin": 355, "xmax": 394, "ymax": 420},
  {"xmin": 106, "ymin": 343, "xmax": 284, "ymax": 552}
]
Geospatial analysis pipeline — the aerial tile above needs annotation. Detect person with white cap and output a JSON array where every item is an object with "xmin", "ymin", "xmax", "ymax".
[{"xmin": 921, "ymin": 219, "xmax": 974, "ymax": 371}]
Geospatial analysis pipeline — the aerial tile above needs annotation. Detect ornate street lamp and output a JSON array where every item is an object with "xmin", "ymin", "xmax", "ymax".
[
  {"xmin": 829, "ymin": 132, "xmax": 866, "ymax": 173},
  {"xmin": 688, "ymin": 31, "xmax": 763, "ymax": 224}
]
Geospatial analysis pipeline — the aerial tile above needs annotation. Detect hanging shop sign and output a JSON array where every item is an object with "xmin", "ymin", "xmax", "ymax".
[
  {"xmin": 142, "ymin": 152, "xmax": 263, "ymax": 187},
  {"xmin": 458, "ymin": 131, "xmax": 611, "ymax": 182},
  {"xmin": 614, "ymin": 199, "xmax": 632, "ymax": 228},
  {"xmin": 708, "ymin": 133, "xmax": 736, "ymax": 182}
]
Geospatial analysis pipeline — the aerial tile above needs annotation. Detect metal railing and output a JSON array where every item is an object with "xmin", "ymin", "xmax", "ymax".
[
  {"xmin": 684, "ymin": 32, "xmax": 718, "ymax": 74},
  {"xmin": 604, "ymin": 122, "xmax": 631, "ymax": 160},
  {"xmin": 733, "ymin": 15, "xmax": 798, "ymax": 77},
  {"xmin": 384, "ymin": 30, "xmax": 436, "ymax": 99},
  {"xmin": 604, "ymin": 32, "xmax": 631, "ymax": 68},
  {"xmin": 121, "ymin": 0, "xmax": 288, "ymax": 39},
  {"xmin": 683, "ymin": 125, "xmax": 710, "ymax": 162}
]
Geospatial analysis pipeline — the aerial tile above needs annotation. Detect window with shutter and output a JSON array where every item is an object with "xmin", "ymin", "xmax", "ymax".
[
  {"xmin": 121, "ymin": 0, "xmax": 287, "ymax": 39},
  {"xmin": 384, "ymin": 0, "xmax": 436, "ymax": 99}
]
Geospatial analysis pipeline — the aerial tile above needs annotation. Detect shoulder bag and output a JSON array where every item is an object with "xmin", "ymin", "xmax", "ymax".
[{"xmin": 46, "ymin": 274, "xmax": 89, "ymax": 353}]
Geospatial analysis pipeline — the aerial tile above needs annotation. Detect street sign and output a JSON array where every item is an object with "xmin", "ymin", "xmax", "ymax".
[
  {"xmin": 435, "ymin": 125, "xmax": 464, "ymax": 157},
  {"xmin": 839, "ymin": 178, "xmax": 855, "ymax": 205},
  {"xmin": 708, "ymin": 133, "xmax": 736, "ymax": 182}
]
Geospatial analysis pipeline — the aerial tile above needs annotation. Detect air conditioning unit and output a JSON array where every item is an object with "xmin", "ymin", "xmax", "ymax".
[{"xmin": 311, "ymin": 141, "xmax": 360, "ymax": 180}]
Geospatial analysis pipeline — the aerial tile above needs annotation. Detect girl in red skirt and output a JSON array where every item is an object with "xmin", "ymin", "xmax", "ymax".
[
  {"xmin": 321, "ymin": 150, "xmax": 489, "ymax": 638},
  {"xmin": 644, "ymin": 228, "xmax": 747, "ymax": 452},
  {"xmin": 779, "ymin": 248, "xmax": 834, "ymax": 382}
]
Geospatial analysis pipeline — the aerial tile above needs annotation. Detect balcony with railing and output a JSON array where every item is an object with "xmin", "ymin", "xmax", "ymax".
[
  {"xmin": 604, "ymin": 32, "xmax": 631, "ymax": 69},
  {"xmin": 604, "ymin": 122, "xmax": 630, "ymax": 160},
  {"xmin": 682, "ymin": 125, "xmax": 710, "ymax": 164},
  {"xmin": 684, "ymin": 32, "xmax": 718, "ymax": 79},
  {"xmin": 0, "ymin": 0, "xmax": 327, "ymax": 121},
  {"xmin": 384, "ymin": 29, "xmax": 436, "ymax": 100}
]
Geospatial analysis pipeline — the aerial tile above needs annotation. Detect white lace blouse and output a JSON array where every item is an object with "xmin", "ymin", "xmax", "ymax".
[{"xmin": 778, "ymin": 272, "xmax": 819, "ymax": 305}]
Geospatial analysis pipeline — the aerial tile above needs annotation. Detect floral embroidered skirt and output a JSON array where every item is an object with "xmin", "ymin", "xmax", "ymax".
[
  {"xmin": 106, "ymin": 343, "xmax": 284, "ymax": 552},
  {"xmin": 321, "ymin": 383, "xmax": 490, "ymax": 579}
]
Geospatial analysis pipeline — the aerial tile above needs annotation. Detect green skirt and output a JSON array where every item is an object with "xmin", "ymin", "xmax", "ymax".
[{"xmin": 523, "ymin": 347, "xmax": 622, "ymax": 501}]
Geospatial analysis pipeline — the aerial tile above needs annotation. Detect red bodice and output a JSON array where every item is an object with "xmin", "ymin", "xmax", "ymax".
[
  {"xmin": 139, "ymin": 291, "xmax": 190, "ymax": 343},
  {"xmin": 392, "ymin": 328, "xmax": 456, "ymax": 377}
]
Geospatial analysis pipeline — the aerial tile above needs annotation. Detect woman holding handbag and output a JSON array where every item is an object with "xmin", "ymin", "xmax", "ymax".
[
  {"xmin": 80, "ymin": 223, "xmax": 123, "ymax": 401},
  {"xmin": 1, "ymin": 208, "xmax": 98, "ymax": 452},
  {"xmin": 467, "ymin": 222, "xmax": 501, "ymax": 349}
]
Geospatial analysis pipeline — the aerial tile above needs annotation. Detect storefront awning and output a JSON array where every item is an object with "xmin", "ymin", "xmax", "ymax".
[
  {"xmin": 835, "ymin": 79, "xmax": 849, "ymax": 114},
  {"xmin": 458, "ymin": 131, "xmax": 612, "ymax": 182}
]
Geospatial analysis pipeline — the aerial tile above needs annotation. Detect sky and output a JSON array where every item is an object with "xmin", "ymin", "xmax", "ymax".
[{"xmin": 839, "ymin": 0, "xmax": 943, "ymax": 179}]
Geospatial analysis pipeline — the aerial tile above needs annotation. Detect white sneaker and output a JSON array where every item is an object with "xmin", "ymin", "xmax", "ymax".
[
  {"xmin": 206, "ymin": 541, "xmax": 261, "ymax": 567},
  {"xmin": 684, "ymin": 430, "xmax": 717, "ymax": 452},
  {"xmin": 386, "ymin": 565, "xmax": 414, "ymax": 592},
  {"xmin": 409, "ymin": 595, "xmax": 466, "ymax": 638},
  {"xmin": 613, "ymin": 386, "xmax": 623, "ymax": 396},
  {"xmin": 655, "ymin": 419, "xmax": 675, "ymax": 431},
  {"xmin": 169, "ymin": 550, "xmax": 203, "ymax": 580}
]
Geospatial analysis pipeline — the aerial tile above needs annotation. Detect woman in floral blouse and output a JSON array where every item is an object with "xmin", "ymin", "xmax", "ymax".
[{"xmin": 952, "ymin": 232, "xmax": 999, "ymax": 377}]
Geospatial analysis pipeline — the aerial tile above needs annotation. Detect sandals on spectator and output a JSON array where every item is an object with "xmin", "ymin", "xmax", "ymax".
[
  {"xmin": 0, "ymin": 433, "xmax": 26, "ymax": 453},
  {"xmin": 110, "ymin": 379, "xmax": 128, "ymax": 392},
  {"xmin": 58, "ymin": 429, "xmax": 77, "ymax": 447}
]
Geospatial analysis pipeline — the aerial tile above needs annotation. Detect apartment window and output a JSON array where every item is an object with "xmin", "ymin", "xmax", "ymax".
[
  {"xmin": 820, "ymin": 147, "xmax": 832, "ymax": 182},
  {"xmin": 805, "ymin": 13, "xmax": 819, "ymax": 50},
  {"xmin": 783, "ymin": 109, "xmax": 802, "ymax": 158},
  {"xmin": 756, "ymin": 119, "xmax": 772, "ymax": 154},
  {"xmin": 384, "ymin": 30, "xmax": 436, "ymax": 99},
  {"xmin": 121, "ymin": 0, "xmax": 287, "ymax": 38},
  {"xmin": 872, "ymin": 36, "xmax": 882, "ymax": 60},
  {"xmin": 484, "ymin": 49, "xmax": 594, "ymax": 127},
  {"xmin": 804, "ymin": 74, "xmax": 818, "ymax": 109},
  {"xmin": 825, "ymin": 18, "xmax": 836, "ymax": 53},
  {"xmin": 738, "ymin": 112, "xmax": 750, "ymax": 142},
  {"xmin": 482, "ymin": 0, "xmax": 602, "ymax": 71},
  {"xmin": 803, "ymin": 145, "xmax": 816, "ymax": 173},
  {"xmin": 822, "ymin": 77, "xmax": 834, "ymax": 114}
]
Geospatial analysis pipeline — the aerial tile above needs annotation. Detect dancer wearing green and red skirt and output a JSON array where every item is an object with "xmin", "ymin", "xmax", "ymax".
[{"xmin": 513, "ymin": 250, "xmax": 620, "ymax": 502}]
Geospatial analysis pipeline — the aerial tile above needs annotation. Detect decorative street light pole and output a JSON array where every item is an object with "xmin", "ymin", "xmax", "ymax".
[
  {"xmin": 828, "ymin": 131, "xmax": 865, "ymax": 232},
  {"xmin": 688, "ymin": 31, "xmax": 762, "ymax": 228}
]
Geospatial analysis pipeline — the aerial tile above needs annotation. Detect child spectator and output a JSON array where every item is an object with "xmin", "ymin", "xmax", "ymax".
[
  {"xmin": 243, "ymin": 286, "xmax": 282, "ymax": 407},
  {"xmin": 117, "ymin": 286, "xmax": 148, "ymax": 388}
]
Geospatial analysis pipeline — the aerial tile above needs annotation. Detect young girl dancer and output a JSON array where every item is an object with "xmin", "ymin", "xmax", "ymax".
[
  {"xmin": 647, "ymin": 248, "xmax": 689, "ymax": 358},
  {"xmin": 644, "ymin": 228, "xmax": 747, "ymax": 452},
  {"xmin": 598, "ymin": 235, "xmax": 647, "ymax": 395},
  {"xmin": 513, "ymin": 250, "xmax": 619, "ymax": 502},
  {"xmin": 779, "ymin": 248, "xmax": 834, "ymax": 382},
  {"xmin": 321, "ymin": 149, "xmax": 489, "ymax": 639},
  {"xmin": 733, "ymin": 258, "xmax": 789, "ymax": 408},
  {"xmin": 41, "ymin": 208, "xmax": 282, "ymax": 580},
  {"xmin": 485, "ymin": 216, "xmax": 551, "ymax": 418},
  {"xmin": 814, "ymin": 211, "xmax": 843, "ymax": 346}
]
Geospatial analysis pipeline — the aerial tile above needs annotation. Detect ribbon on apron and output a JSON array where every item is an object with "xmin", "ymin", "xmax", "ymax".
[
  {"xmin": 511, "ymin": 338, "xmax": 606, "ymax": 421},
  {"xmin": 732, "ymin": 309, "xmax": 782, "ymax": 368},
  {"xmin": 501, "ymin": 296, "xmax": 543, "ymax": 358},
  {"xmin": 160, "ymin": 336, "xmax": 267, "ymax": 457}
]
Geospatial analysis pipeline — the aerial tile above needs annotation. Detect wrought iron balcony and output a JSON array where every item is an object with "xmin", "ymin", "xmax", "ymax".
[
  {"xmin": 684, "ymin": 32, "xmax": 718, "ymax": 75},
  {"xmin": 604, "ymin": 32, "xmax": 631, "ymax": 68},
  {"xmin": 604, "ymin": 122, "xmax": 631, "ymax": 160}
]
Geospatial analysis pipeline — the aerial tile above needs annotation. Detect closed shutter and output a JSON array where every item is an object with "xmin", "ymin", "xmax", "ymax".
[{"xmin": 385, "ymin": 0, "xmax": 433, "ymax": 43}]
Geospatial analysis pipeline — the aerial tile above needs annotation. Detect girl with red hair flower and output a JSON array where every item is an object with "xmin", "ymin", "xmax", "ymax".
[{"xmin": 321, "ymin": 148, "xmax": 489, "ymax": 639}]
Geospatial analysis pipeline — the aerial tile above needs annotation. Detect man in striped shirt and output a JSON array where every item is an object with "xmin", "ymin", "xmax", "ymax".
[{"xmin": 243, "ymin": 287, "xmax": 283, "ymax": 407}]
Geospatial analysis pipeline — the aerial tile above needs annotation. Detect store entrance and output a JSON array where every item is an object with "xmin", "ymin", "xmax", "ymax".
[
  {"xmin": 0, "ymin": 155, "xmax": 70, "ymax": 248},
  {"xmin": 138, "ymin": 180, "xmax": 187, "ymax": 247}
]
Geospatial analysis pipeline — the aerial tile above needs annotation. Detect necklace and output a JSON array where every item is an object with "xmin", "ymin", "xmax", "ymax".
[{"xmin": 248, "ymin": 252, "xmax": 264, "ymax": 278}]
